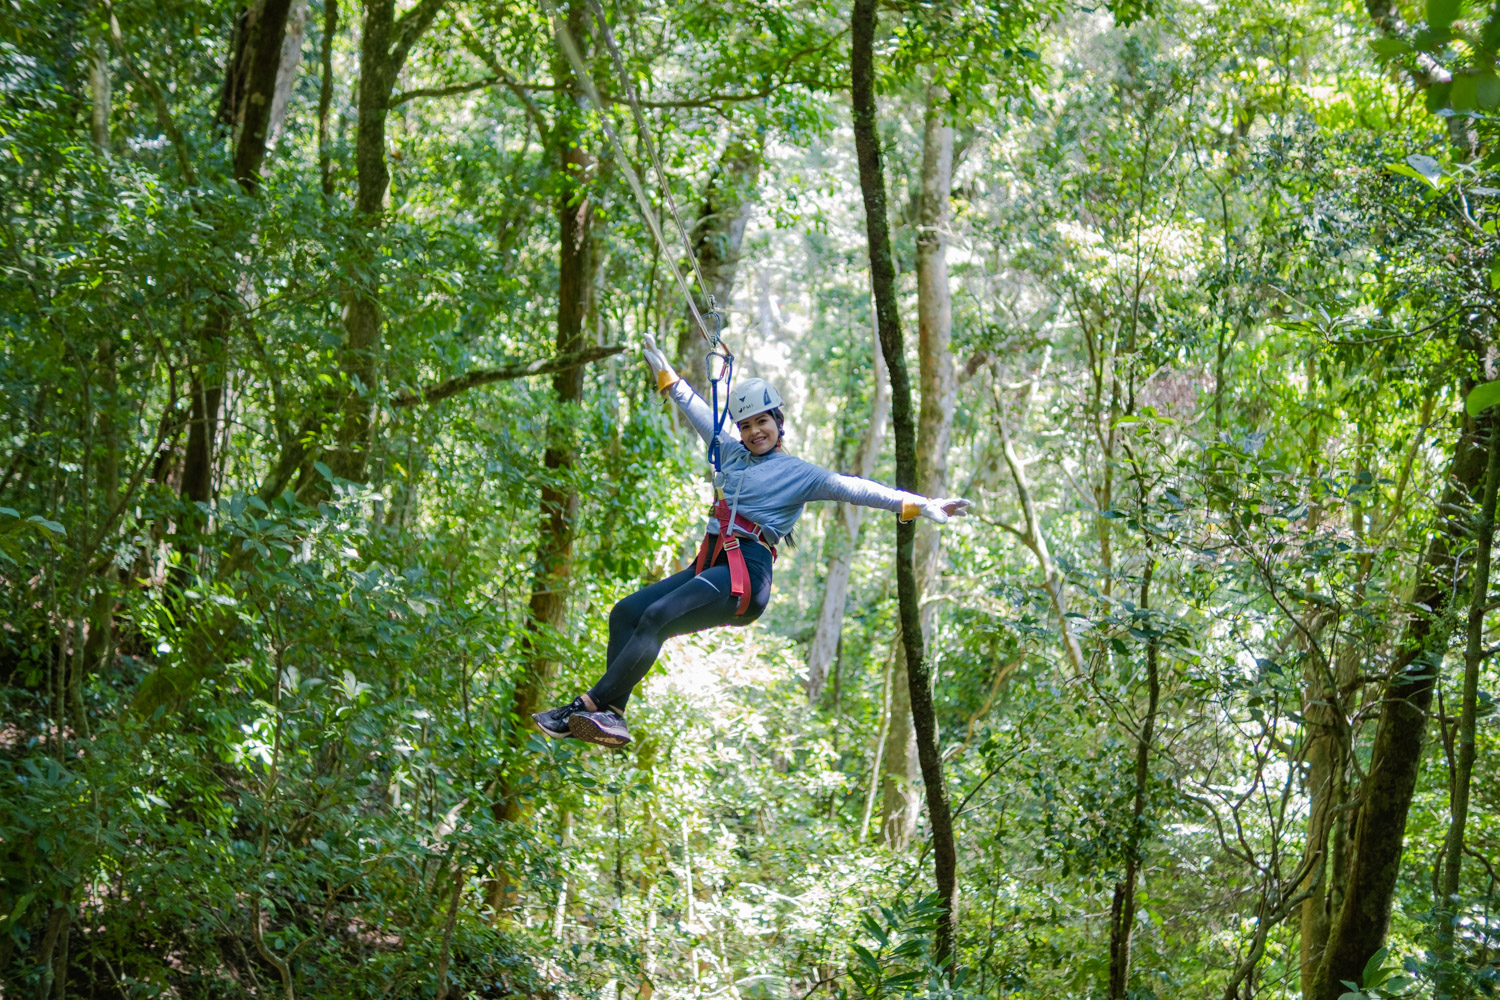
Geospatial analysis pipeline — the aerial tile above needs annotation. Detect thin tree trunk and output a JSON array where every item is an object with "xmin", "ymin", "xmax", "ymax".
[
  {"xmin": 73, "ymin": 341, "xmax": 121, "ymax": 737},
  {"xmin": 675, "ymin": 133, "xmax": 763, "ymax": 388},
  {"xmin": 859, "ymin": 643, "xmax": 896, "ymax": 842},
  {"xmin": 518, "ymin": 0, "xmax": 592, "ymax": 718},
  {"xmin": 1299, "ymin": 613, "xmax": 1362, "ymax": 993},
  {"xmin": 317, "ymin": 0, "xmax": 338, "ymax": 197},
  {"xmin": 434, "ymin": 871, "xmax": 463, "ymax": 1000},
  {"xmin": 992, "ymin": 388, "xmax": 1084, "ymax": 674},
  {"xmin": 266, "ymin": 0, "xmax": 309, "ymax": 151},
  {"xmin": 1312, "ymin": 407, "xmax": 1490, "ymax": 1000},
  {"xmin": 179, "ymin": 0, "xmax": 296, "ymax": 568},
  {"xmin": 487, "ymin": 3, "xmax": 592, "ymax": 914},
  {"xmin": 1435, "ymin": 411, "xmax": 1500, "ymax": 993},
  {"xmin": 88, "ymin": 37, "xmax": 110, "ymax": 149},
  {"xmin": 851, "ymin": 0, "xmax": 958, "ymax": 971},
  {"xmin": 807, "ymin": 315, "xmax": 889, "ymax": 703},
  {"xmin": 331, "ymin": 2, "xmax": 394, "ymax": 482},
  {"xmin": 231, "ymin": 0, "xmax": 297, "ymax": 194},
  {"xmin": 328, "ymin": 0, "xmax": 445, "ymax": 483},
  {"xmin": 552, "ymin": 809, "xmax": 573, "ymax": 940},
  {"xmin": 1107, "ymin": 561, "xmax": 1158, "ymax": 998},
  {"xmin": 880, "ymin": 77, "xmax": 955, "ymax": 849}
]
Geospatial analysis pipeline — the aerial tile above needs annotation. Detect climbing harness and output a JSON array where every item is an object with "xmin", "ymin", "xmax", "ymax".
[
  {"xmin": 694, "ymin": 303, "xmax": 773, "ymax": 616},
  {"xmin": 693, "ymin": 506, "xmax": 776, "ymax": 617},
  {"xmin": 542, "ymin": 1, "xmax": 767, "ymax": 610}
]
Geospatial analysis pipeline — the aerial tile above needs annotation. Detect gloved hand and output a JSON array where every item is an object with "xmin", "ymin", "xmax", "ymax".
[
  {"xmin": 920, "ymin": 497, "xmax": 973, "ymax": 524},
  {"xmin": 642, "ymin": 333, "xmax": 678, "ymax": 391}
]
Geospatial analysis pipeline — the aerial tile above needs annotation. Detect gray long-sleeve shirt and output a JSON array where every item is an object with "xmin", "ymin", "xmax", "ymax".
[{"xmin": 667, "ymin": 380, "xmax": 923, "ymax": 543}]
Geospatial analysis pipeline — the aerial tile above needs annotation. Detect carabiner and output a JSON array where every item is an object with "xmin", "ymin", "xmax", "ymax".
[{"xmin": 706, "ymin": 348, "xmax": 732, "ymax": 385}]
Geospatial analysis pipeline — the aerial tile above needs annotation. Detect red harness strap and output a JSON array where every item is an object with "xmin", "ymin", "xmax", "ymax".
[{"xmin": 693, "ymin": 500, "xmax": 777, "ymax": 616}]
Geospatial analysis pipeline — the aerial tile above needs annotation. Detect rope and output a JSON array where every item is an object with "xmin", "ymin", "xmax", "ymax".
[
  {"xmin": 586, "ymin": 0, "xmax": 712, "ymax": 312},
  {"xmin": 541, "ymin": 0, "xmax": 737, "ymax": 479},
  {"xmin": 540, "ymin": 0, "xmax": 719, "ymax": 347}
]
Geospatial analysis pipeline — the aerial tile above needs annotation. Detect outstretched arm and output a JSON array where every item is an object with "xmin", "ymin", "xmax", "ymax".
[
  {"xmin": 642, "ymin": 334, "xmax": 736, "ymax": 451},
  {"xmin": 808, "ymin": 468, "xmax": 973, "ymax": 523}
]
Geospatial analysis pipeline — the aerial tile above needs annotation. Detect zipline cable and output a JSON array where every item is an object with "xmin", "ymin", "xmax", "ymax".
[
  {"xmin": 585, "ymin": 0, "xmax": 713, "ymax": 320},
  {"xmin": 539, "ymin": 0, "xmax": 720, "ymax": 349},
  {"xmin": 540, "ymin": 0, "xmax": 737, "ymax": 481}
]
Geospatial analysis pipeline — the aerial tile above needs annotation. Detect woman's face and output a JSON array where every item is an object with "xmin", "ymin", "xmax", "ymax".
[{"xmin": 737, "ymin": 411, "xmax": 781, "ymax": 456}]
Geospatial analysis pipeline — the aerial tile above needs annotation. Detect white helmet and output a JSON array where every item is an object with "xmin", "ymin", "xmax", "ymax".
[{"xmin": 729, "ymin": 378, "xmax": 783, "ymax": 423}]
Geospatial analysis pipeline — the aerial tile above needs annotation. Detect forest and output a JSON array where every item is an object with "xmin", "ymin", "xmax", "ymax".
[{"xmin": 4, "ymin": 0, "xmax": 1500, "ymax": 996}]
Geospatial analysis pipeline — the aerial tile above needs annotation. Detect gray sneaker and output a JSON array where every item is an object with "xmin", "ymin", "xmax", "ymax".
[
  {"xmin": 569, "ymin": 708, "xmax": 631, "ymax": 747},
  {"xmin": 532, "ymin": 697, "xmax": 586, "ymax": 740}
]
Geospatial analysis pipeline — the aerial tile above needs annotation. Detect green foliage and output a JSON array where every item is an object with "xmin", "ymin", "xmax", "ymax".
[{"xmin": 5, "ymin": 0, "xmax": 1500, "ymax": 996}]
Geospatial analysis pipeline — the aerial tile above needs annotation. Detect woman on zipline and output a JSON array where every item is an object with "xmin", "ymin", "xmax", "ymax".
[{"xmin": 535, "ymin": 334, "xmax": 971, "ymax": 747}]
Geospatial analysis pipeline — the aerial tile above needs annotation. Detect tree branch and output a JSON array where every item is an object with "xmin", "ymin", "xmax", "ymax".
[
  {"xmin": 390, "ymin": 0, "xmax": 447, "ymax": 71},
  {"xmin": 453, "ymin": 15, "xmax": 551, "ymax": 137},
  {"xmin": 390, "ymin": 76, "xmax": 502, "ymax": 107},
  {"xmin": 105, "ymin": 4, "xmax": 197, "ymax": 185},
  {"xmin": 390, "ymin": 344, "xmax": 625, "ymax": 408}
]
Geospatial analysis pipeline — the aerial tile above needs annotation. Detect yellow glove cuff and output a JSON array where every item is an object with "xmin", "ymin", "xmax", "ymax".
[
  {"xmin": 656, "ymin": 368, "xmax": 679, "ymax": 393},
  {"xmin": 900, "ymin": 499, "xmax": 921, "ymax": 523}
]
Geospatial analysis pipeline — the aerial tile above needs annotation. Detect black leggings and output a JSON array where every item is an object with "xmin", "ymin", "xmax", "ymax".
[{"xmin": 588, "ymin": 540, "xmax": 773, "ymax": 711}]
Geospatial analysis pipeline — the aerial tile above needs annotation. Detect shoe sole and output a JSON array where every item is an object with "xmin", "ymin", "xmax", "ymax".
[
  {"xmin": 531, "ymin": 712, "xmax": 573, "ymax": 740},
  {"xmin": 568, "ymin": 713, "xmax": 631, "ymax": 747}
]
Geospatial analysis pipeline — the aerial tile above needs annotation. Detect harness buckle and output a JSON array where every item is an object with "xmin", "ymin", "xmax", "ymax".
[{"xmin": 721, "ymin": 536, "xmax": 741, "ymax": 551}]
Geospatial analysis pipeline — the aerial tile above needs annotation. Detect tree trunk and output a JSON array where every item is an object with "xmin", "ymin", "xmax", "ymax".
[
  {"xmin": 1435, "ymin": 411, "xmax": 1500, "ymax": 993},
  {"xmin": 180, "ymin": 0, "xmax": 295, "ymax": 561},
  {"xmin": 317, "ymin": 0, "xmax": 338, "ymax": 197},
  {"xmin": 991, "ymin": 381, "xmax": 1084, "ymax": 674},
  {"xmin": 515, "ymin": 0, "xmax": 593, "ymax": 725},
  {"xmin": 1107, "ymin": 561, "xmax": 1159, "ymax": 998},
  {"xmin": 88, "ymin": 36, "xmax": 110, "ymax": 150},
  {"xmin": 1311, "ymin": 407, "xmax": 1490, "ymax": 1000},
  {"xmin": 880, "ymin": 78, "xmax": 955, "ymax": 849},
  {"xmin": 487, "ymin": 10, "xmax": 592, "ymax": 918},
  {"xmin": 806, "ymin": 318, "xmax": 888, "ymax": 704},
  {"xmin": 851, "ymin": 0, "xmax": 958, "ymax": 971},
  {"xmin": 266, "ymin": 0, "xmax": 310, "ymax": 152},
  {"xmin": 674, "ymin": 133, "xmax": 763, "ymax": 387},
  {"xmin": 1298, "ymin": 609, "xmax": 1363, "ymax": 995},
  {"xmin": 331, "ymin": 1, "xmax": 395, "ymax": 482},
  {"xmin": 230, "ymin": 0, "xmax": 297, "ymax": 193},
  {"xmin": 328, "ymin": 0, "xmax": 445, "ymax": 483}
]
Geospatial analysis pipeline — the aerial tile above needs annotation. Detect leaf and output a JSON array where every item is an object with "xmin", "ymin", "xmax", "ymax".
[
  {"xmin": 1427, "ymin": 0, "xmax": 1460, "ymax": 33},
  {"xmin": 314, "ymin": 460, "xmax": 334, "ymax": 481},
  {"xmin": 1386, "ymin": 162, "xmax": 1429, "ymax": 183},
  {"xmin": 26, "ymin": 515, "xmax": 66, "ymax": 536},
  {"xmin": 1406, "ymin": 154, "xmax": 1443, "ymax": 184},
  {"xmin": 1426, "ymin": 80, "xmax": 1454, "ymax": 113},
  {"xmin": 1, "ymin": 892, "xmax": 33, "ymax": 928},
  {"xmin": 1479, "ymin": 73, "xmax": 1500, "ymax": 111},
  {"xmin": 1369, "ymin": 36, "xmax": 1413, "ymax": 55},
  {"xmin": 1451, "ymin": 72, "xmax": 1479, "ymax": 111},
  {"xmin": 851, "ymin": 944, "xmax": 880, "ymax": 973},
  {"xmin": 1360, "ymin": 946, "xmax": 1389, "ymax": 988},
  {"xmin": 1465, "ymin": 381, "xmax": 1500, "ymax": 417}
]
